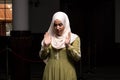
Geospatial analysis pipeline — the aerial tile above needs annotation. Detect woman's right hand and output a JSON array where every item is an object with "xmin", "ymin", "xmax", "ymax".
[{"xmin": 43, "ymin": 32, "xmax": 51, "ymax": 46}]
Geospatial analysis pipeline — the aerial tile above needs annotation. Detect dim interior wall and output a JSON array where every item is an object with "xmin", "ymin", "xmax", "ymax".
[
  {"xmin": 115, "ymin": 0, "xmax": 120, "ymax": 43},
  {"xmin": 29, "ymin": 0, "xmax": 60, "ymax": 33}
]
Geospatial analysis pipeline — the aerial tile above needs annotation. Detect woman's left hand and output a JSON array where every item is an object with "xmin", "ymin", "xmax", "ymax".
[{"xmin": 65, "ymin": 32, "xmax": 71, "ymax": 47}]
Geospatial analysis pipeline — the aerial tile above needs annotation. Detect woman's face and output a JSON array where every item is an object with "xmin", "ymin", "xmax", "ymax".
[{"xmin": 53, "ymin": 19, "xmax": 65, "ymax": 36}]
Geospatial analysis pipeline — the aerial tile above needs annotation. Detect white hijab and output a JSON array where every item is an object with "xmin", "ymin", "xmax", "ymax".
[{"xmin": 42, "ymin": 11, "xmax": 78, "ymax": 49}]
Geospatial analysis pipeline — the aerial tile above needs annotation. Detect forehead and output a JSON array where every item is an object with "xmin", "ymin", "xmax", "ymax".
[{"xmin": 54, "ymin": 19, "xmax": 62, "ymax": 23}]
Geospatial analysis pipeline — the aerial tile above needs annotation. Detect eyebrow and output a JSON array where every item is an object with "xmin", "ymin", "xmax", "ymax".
[{"xmin": 54, "ymin": 23, "xmax": 63, "ymax": 26}]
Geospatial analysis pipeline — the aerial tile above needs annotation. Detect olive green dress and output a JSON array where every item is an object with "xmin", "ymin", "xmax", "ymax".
[{"xmin": 40, "ymin": 37, "xmax": 81, "ymax": 80}]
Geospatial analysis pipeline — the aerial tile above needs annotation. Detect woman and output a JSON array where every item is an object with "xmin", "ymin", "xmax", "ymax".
[{"xmin": 39, "ymin": 11, "xmax": 81, "ymax": 80}]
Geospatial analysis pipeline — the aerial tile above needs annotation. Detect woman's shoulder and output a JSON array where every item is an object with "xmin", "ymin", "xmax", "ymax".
[
  {"xmin": 70, "ymin": 33, "xmax": 80, "ymax": 44},
  {"xmin": 71, "ymin": 33, "xmax": 79, "ymax": 36},
  {"xmin": 71, "ymin": 33, "xmax": 80, "ymax": 39}
]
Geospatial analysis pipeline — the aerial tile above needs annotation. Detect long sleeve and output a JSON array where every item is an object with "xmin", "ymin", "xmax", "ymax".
[
  {"xmin": 39, "ymin": 45, "xmax": 50, "ymax": 60},
  {"xmin": 67, "ymin": 37, "xmax": 81, "ymax": 62}
]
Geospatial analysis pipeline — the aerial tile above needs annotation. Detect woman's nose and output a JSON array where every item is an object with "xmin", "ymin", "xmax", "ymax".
[{"xmin": 56, "ymin": 26, "xmax": 60, "ymax": 29}]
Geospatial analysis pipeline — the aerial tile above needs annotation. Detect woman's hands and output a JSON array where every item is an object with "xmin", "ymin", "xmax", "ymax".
[
  {"xmin": 43, "ymin": 32, "xmax": 71, "ymax": 47},
  {"xmin": 65, "ymin": 32, "xmax": 71, "ymax": 47},
  {"xmin": 43, "ymin": 32, "xmax": 51, "ymax": 47}
]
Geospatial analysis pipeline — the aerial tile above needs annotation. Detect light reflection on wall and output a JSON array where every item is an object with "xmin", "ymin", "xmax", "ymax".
[{"xmin": 0, "ymin": 0, "xmax": 12, "ymax": 36}]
